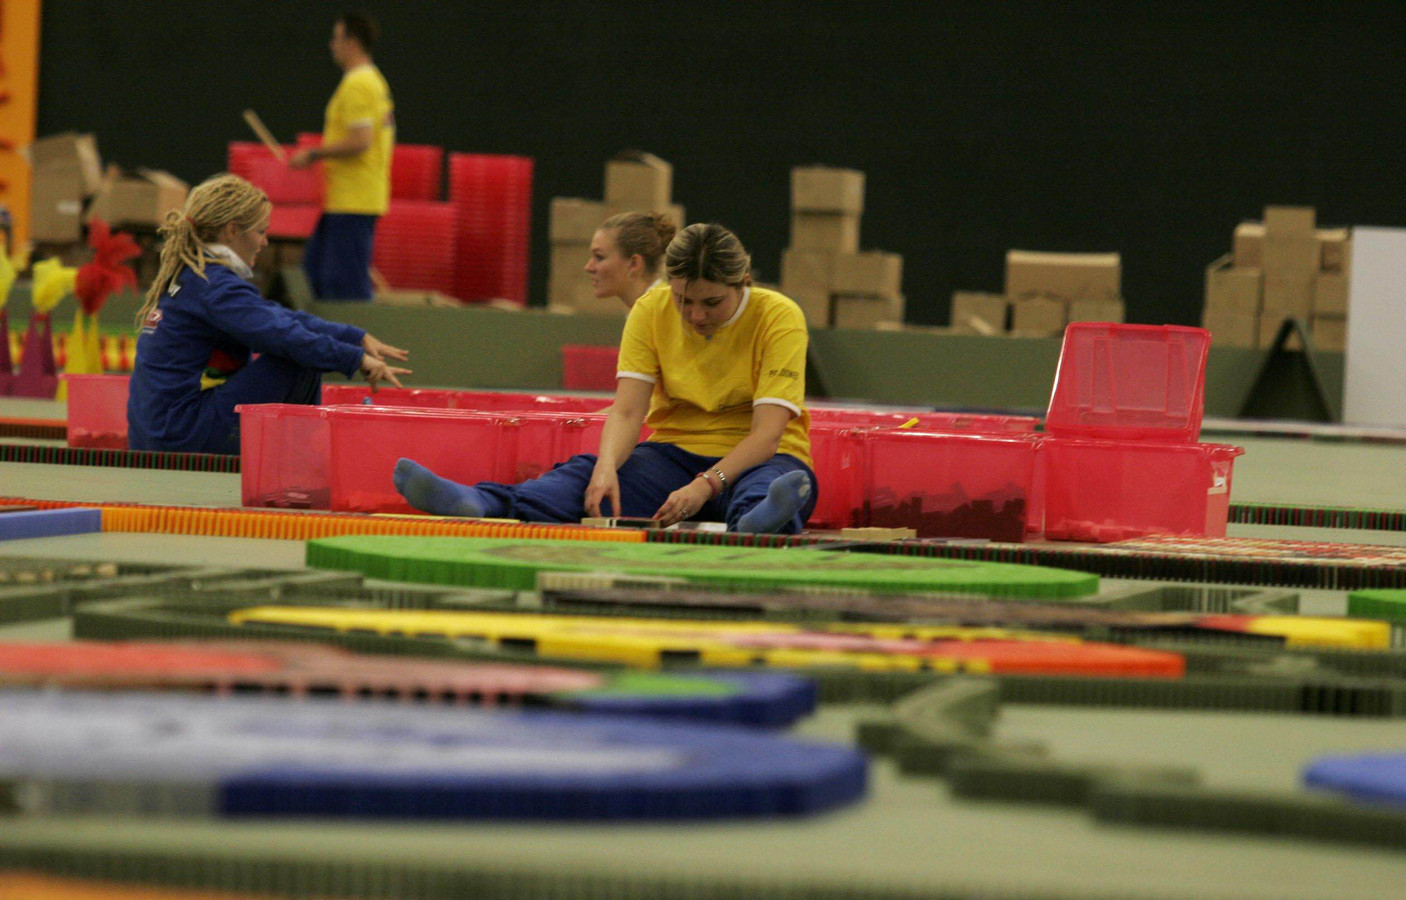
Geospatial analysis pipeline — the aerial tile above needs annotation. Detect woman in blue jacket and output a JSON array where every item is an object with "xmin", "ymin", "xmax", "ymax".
[{"xmin": 127, "ymin": 174, "xmax": 409, "ymax": 454}]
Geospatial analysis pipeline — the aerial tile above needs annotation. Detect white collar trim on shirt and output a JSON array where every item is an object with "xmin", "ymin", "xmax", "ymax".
[
  {"xmin": 718, "ymin": 286, "xmax": 750, "ymax": 330},
  {"xmin": 204, "ymin": 243, "xmax": 254, "ymax": 281}
]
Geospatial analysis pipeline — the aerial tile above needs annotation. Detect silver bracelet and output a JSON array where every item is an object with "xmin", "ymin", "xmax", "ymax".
[{"xmin": 711, "ymin": 468, "xmax": 728, "ymax": 491}]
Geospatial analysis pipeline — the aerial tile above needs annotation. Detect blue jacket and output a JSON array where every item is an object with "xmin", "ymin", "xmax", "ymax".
[{"xmin": 128, "ymin": 263, "xmax": 365, "ymax": 452}]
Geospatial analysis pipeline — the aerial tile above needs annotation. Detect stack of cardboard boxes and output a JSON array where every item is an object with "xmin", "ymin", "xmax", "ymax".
[
  {"xmin": 29, "ymin": 133, "xmax": 105, "ymax": 245},
  {"xmin": 1202, "ymin": 206, "xmax": 1350, "ymax": 351},
  {"xmin": 546, "ymin": 152, "xmax": 683, "ymax": 316},
  {"xmin": 779, "ymin": 166, "xmax": 904, "ymax": 329},
  {"xmin": 951, "ymin": 251, "xmax": 1122, "ymax": 337}
]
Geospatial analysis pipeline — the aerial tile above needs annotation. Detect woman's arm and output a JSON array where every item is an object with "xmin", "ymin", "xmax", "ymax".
[
  {"xmin": 584, "ymin": 377, "xmax": 652, "ymax": 517},
  {"xmin": 653, "ymin": 403, "xmax": 793, "ymax": 526}
]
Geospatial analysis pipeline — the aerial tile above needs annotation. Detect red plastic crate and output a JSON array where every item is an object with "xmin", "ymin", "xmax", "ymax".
[
  {"xmin": 806, "ymin": 423, "xmax": 865, "ymax": 529},
  {"xmin": 1040, "ymin": 436, "xmax": 1243, "ymax": 542},
  {"xmin": 319, "ymin": 385, "xmax": 611, "ymax": 413},
  {"xmin": 848, "ymin": 430, "xmax": 1040, "ymax": 541},
  {"xmin": 449, "ymin": 153, "xmax": 533, "ymax": 303},
  {"xmin": 391, "ymin": 144, "xmax": 444, "ymax": 201},
  {"xmin": 1046, "ymin": 323, "xmax": 1211, "ymax": 442},
  {"xmin": 64, "ymin": 374, "xmax": 130, "ymax": 449},
  {"xmin": 238, "ymin": 404, "xmax": 333, "ymax": 508},
  {"xmin": 372, "ymin": 200, "xmax": 458, "ymax": 295},
  {"xmin": 809, "ymin": 407, "xmax": 1039, "ymax": 432},
  {"xmin": 242, "ymin": 154, "xmax": 322, "ymax": 205},
  {"xmin": 561, "ymin": 345, "xmax": 619, "ymax": 391},
  {"xmin": 268, "ymin": 204, "xmax": 321, "ymax": 239}
]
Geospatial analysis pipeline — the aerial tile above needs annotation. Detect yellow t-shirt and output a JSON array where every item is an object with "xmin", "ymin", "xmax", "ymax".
[
  {"xmin": 617, "ymin": 284, "xmax": 812, "ymax": 467},
  {"xmin": 322, "ymin": 64, "xmax": 395, "ymax": 215}
]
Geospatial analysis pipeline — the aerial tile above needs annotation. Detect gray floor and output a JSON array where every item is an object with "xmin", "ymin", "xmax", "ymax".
[{"xmin": 6, "ymin": 408, "xmax": 1406, "ymax": 897}]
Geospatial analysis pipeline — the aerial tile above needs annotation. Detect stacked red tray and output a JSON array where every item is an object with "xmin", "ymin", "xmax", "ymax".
[
  {"xmin": 392, "ymin": 144, "xmax": 443, "ymax": 201},
  {"xmin": 226, "ymin": 142, "xmax": 321, "ymax": 205},
  {"xmin": 448, "ymin": 153, "xmax": 533, "ymax": 304},
  {"xmin": 371, "ymin": 200, "xmax": 458, "ymax": 295}
]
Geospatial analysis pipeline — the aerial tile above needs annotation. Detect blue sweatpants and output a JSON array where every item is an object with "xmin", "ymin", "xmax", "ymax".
[
  {"xmin": 204, "ymin": 355, "xmax": 322, "ymax": 455},
  {"xmin": 473, "ymin": 442, "xmax": 819, "ymax": 534},
  {"xmin": 303, "ymin": 212, "xmax": 378, "ymax": 301}
]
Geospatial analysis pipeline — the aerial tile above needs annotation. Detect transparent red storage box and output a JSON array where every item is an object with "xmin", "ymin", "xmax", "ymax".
[
  {"xmin": 1040, "ymin": 436, "xmax": 1243, "ymax": 543},
  {"xmin": 809, "ymin": 407, "xmax": 1040, "ymax": 433},
  {"xmin": 1046, "ymin": 323, "xmax": 1211, "ymax": 442},
  {"xmin": 846, "ymin": 430, "xmax": 1040, "ymax": 541},
  {"xmin": 322, "ymin": 407, "xmax": 522, "ymax": 514},
  {"xmin": 320, "ymin": 385, "xmax": 610, "ymax": 413},
  {"xmin": 805, "ymin": 423, "xmax": 865, "ymax": 529},
  {"xmin": 64, "ymin": 374, "xmax": 130, "ymax": 449},
  {"xmin": 238, "ymin": 404, "xmax": 333, "ymax": 508}
]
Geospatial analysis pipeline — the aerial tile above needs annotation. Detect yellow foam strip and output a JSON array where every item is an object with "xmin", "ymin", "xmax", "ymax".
[
  {"xmin": 226, "ymin": 607, "xmax": 1033, "ymax": 673},
  {"xmin": 1242, "ymin": 616, "xmax": 1391, "ymax": 650}
]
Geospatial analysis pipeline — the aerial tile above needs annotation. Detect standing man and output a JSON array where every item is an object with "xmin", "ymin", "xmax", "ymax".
[{"xmin": 290, "ymin": 11, "xmax": 395, "ymax": 301}]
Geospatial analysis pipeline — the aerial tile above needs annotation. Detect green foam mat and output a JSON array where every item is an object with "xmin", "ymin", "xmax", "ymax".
[
  {"xmin": 305, "ymin": 536, "xmax": 1100, "ymax": 598},
  {"xmin": 1348, "ymin": 589, "xmax": 1406, "ymax": 623}
]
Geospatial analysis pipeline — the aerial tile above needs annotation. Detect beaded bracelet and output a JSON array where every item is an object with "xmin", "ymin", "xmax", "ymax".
[{"xmin": 696, "ymin": 471, "xmax": 721, "ymax": 497}]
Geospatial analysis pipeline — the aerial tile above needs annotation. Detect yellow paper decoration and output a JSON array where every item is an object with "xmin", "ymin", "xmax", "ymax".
[
  {"xmin": 31, "ymin": 257, "xmax": 77, "ymax": 315},
  {"xmin": 0, "ymin": 238, "xmax": 16, "ymax": 310}
]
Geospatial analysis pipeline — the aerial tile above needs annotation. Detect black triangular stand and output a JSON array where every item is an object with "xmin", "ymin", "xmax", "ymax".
[{"xmin": 1238, "ymin": 317, "xmax": 1337, "ymax": 422}]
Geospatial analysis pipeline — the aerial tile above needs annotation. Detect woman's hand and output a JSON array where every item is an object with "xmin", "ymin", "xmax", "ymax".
[
  {"xmin": 584, "ymin": 462, "xmax": 623, "ymax": 519},
  {"xmin": 361, "ymin": 353, "xmax": 411, "ymax": 391},
  {"xmin": 362, "ymin": 333, "xmax": 409, "ymax": 363},
  {"xmin": 654, "ymin": 477, "xmax": 713, "ymax": 527}
]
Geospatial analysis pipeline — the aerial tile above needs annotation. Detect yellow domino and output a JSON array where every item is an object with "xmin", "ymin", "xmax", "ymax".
[{"xmin": 1239, "ymin": 616, "xmax": 1391, "ymax": 650}]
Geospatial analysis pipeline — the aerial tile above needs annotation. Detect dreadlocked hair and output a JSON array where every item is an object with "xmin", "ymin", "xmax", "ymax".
[{"xmin": 137, "ymin": 173, "xmax": 271, "ymax": 327}]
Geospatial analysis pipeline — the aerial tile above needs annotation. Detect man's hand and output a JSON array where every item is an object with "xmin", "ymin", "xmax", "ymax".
[{"xmin": 288, "ymin": 148, "xmax": 317, "ymax": 170}]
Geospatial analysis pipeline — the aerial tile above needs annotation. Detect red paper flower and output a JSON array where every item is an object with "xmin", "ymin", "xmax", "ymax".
[{"xmin": 75, "ymin": 219, "xmax": 141, "ymax": 315}]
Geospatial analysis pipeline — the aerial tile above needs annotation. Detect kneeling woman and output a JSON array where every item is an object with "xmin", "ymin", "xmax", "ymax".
[
  {"xmin": 395, "ymin": 223, "xmax": 817, "ymax": 533},
  {"xmin": 128, "ymin": 174, "xmax": 410, "ymax": 454}
]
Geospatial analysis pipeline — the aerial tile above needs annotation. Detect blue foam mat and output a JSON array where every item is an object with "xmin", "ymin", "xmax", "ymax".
[
  {"xmin": 0, "ymin": 692, "xmax": 866, "ymax": 820},
  {"xmin": 0, "ymin": 507, "xmax": 102, "ymax": 541},
  {"xmin": 1305, "ymin": 753, "xmax": 1406, "ymax": 806}
]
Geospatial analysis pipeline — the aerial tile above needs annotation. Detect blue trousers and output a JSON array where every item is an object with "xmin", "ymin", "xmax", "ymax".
[
  {"xmin": 474, "ymin": 442, "xmax": 819, "ymax": 534},
  {"xmin": 205, "ymin": 355, "xmax": 322, "ymax": 455},
  {"xmin": 303, "ymin": 212, "xmax": 378, "ymax": 301}
]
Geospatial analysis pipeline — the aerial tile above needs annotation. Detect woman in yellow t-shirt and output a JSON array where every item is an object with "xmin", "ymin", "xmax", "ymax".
[
  {"xmin": 394, "ymin": 223, "xmax": 817, "ymax": 534},
  {"xmin": 585, "ymin": 211, "xmax": 677, "ymax": 308}
]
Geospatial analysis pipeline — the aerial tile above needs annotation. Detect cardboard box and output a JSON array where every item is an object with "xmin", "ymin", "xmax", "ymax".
[
  {"xmin": 832, "ymin": 294, "xmax": 903, "ymax": 330},
  {"xmin": 780, "ymin": 249, "xmax": 836, "ymax": 294},
  {"xmin": 1005, "ymin": 250, "xmax": 1120, "ymax": 301},
  {"xmin": 1318, "ymin": 228, "xmax": 1351, "ymax": 272},
  {"xmin": 791, "ymin": 166, "xmax": 864, "ymax": 215},
  {"xmin": 602, "ymin": 202, "xmax": 686, "ymax": 229},
  {"xmin": 549, "ymin": 198, "xmax": 607, "ymax": 243},
  {"xmin": 1311, "ymin": 315, "xmax": 1347, "ymax": 352},
  {"xmin": 1068, "ymin": 298, "xmax": 1126, "ymax": 323},
  {"xmin": 1264, "ymin": 205, "xmax": 1315, "ymax": 235},
  {"xmin": 832, "ymin": 251, "xmax": 902, "ymax": 297},
  {"xmin": 604, "ymin": 152, "xmax": 672, "ymax": 209},
  {"xmin": 30, "ymin": 168, "xmax": 88, "ymax": 243},
  {"xmin": 548, "ymin": 242, "xmax": 595, "ymax": 307},
  {"xmin": 1009, "ymin": 295, "xmax": 1067, "ymax": 336},
  {"xmin": 1257, "ymin": 312, "xmax": 1303, "ymax": 350},
  {"xmin": 86, "ymin": 168, "xmax": 188, "ymax": 227},
  {"xmin": 1204, "ymin": 255, "xmax": 1262, "ymax": 313},
  {"xmin": 790, "ymin": 212, "xmax": 859, "ymax": 253},
  {"xmin": 1233, "ymin": 222, "xmax": 1264, "ymax": 268},
  {"xmin": 950, "ymin": 291, "xmax": 1008, "ymax": 335},
  {"xmin": 1262, "ymin": 233, "xmax": 1320, "ymax": 273},
  {"xmin": 1314, "ymin": 272, "xmax": 1349, "ymax": 315},
  {"xmin": 1262, "ymin": 269, "xmax": 1314, "ymax": 316},
  {"xmin": 28, "ymin": 132, "xmax": 104, "ymax": 195},
  {"xmin": 1200, "ymin": 308, "xmax": 1257, "ymax": 348},
  {"xmin": 785, "ymin": 286, "xmax": 831, "ymax": 329}
]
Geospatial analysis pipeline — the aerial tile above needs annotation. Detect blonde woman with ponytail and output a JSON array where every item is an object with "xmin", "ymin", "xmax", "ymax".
[
  {"xmin": 127, "ymin": 174, "xmax": 410, "ymax": 454},
  {"xmin": 585, "ymin": 211, "xmax": 677, "ymax": 308},
  {"xmin": 394, "ymin": 223, "xmax": 818, "ymax": 535}
]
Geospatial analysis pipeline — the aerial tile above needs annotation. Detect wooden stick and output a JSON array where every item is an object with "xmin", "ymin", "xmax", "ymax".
[{"xmin": 241, "ymin": 109, "xmax": 287, "ymax": 163}]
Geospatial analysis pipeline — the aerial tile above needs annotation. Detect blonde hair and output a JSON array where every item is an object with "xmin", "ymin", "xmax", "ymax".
[
  {"xmin": 137, "ymin": 174, "xmax": 271, "ymax": 326},
  {"xmin": 664, "ymin": 223, "xmax": 751, "ymax": 287},
  {"xmin": 599, "ymin": 211, "xmax": 677, "ymax": 276}
]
